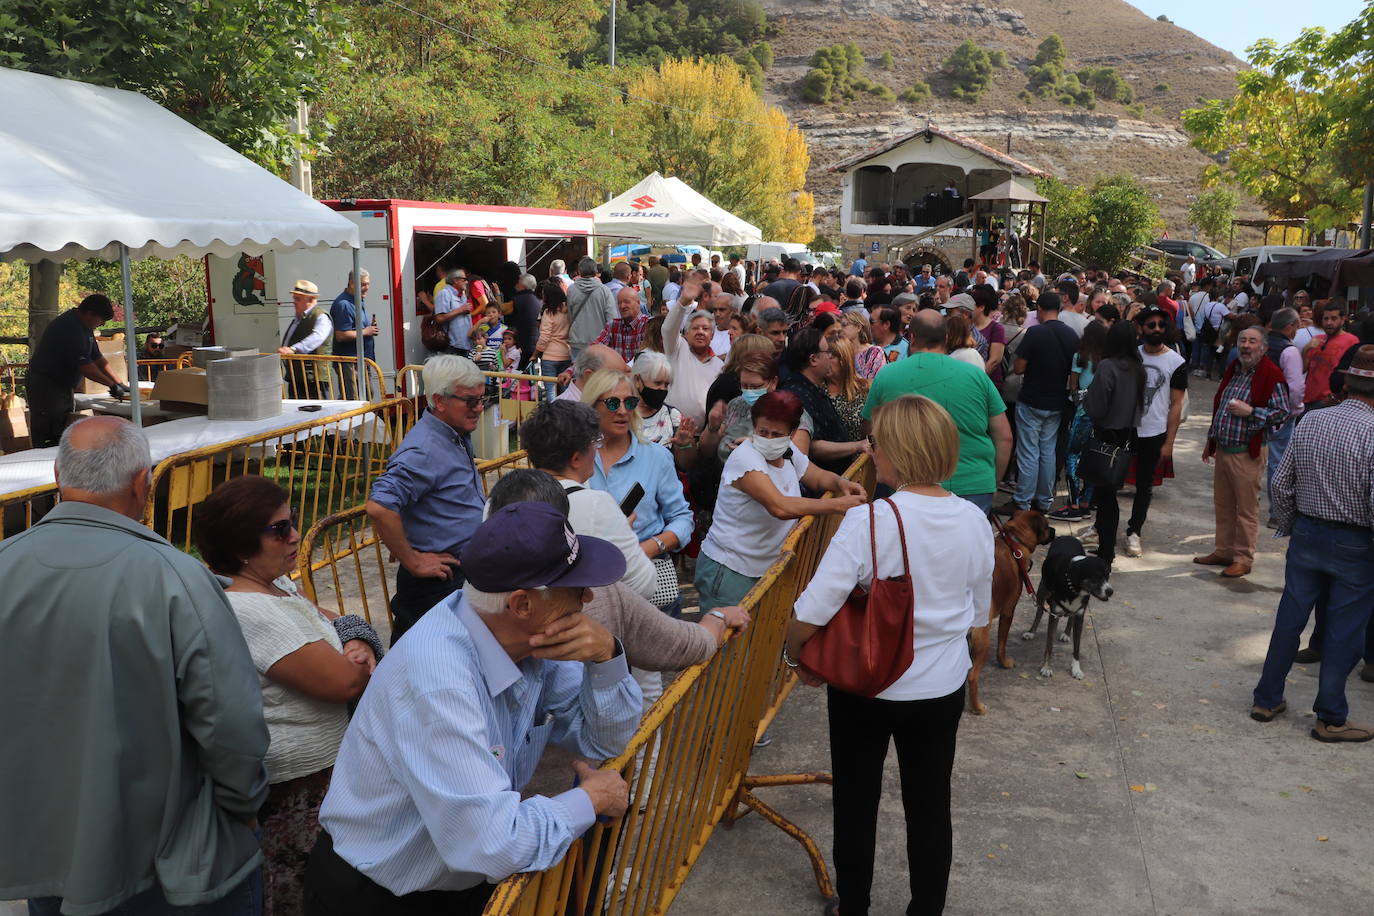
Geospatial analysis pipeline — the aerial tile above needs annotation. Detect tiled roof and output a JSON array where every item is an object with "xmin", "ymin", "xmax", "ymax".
[{"xmin": 829, "ymin": 123, "xmax": 1049, "ymax": 177}]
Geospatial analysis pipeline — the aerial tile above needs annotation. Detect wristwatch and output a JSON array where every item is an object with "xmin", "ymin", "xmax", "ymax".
[
  {"xmin": 651, "ymin": 535, "xmax": 668, "ymax": 556},
  {"xmin": 782, "ymin": 648, "xmax": 801, "ymax": 669}
]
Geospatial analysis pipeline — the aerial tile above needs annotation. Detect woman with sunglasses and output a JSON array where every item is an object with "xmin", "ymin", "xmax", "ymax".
[
  {"xmin": 194, "ymin": 476, "xmax": 382, "ymax": 916},
  {"xmin": 584, "ymin": 369, "xmax": 694, "ymax": 618},
  {"xmin": 1082, "ymin": 320, "xmax": 1147, "ymax": 565}
]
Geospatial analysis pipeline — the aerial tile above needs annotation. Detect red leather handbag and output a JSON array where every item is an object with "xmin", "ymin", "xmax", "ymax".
[{"xmin": 799, "ymin": 498, "xmax": 914, "ymax": 697}]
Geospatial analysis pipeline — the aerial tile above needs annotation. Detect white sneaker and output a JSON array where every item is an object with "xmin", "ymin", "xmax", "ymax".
[
  {"xmin": 1078, "ymin": 529, "xmax": 1099, "ymax": 548},
  {"xmin": 1125, "ymin": 533, "xmax": 1142, "ymax": 557}
]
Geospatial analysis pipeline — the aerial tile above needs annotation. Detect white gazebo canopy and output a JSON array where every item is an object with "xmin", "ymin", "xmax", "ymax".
[
  {"xmin": 592, "ymin": 172, "xmax": 762, "ymax": 247},
  {"xmin": 0, "ymin": 66, "xmax": 362, "ymax": 422},
  {"xmin": 0, "ymin": 67, "xmax": 359, "ymax": 263}
]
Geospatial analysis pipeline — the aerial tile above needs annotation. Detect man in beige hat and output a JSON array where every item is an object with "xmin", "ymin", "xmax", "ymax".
[{"xmin": 278, "ymin": 279, "xmax": 334, "ymax": 399}]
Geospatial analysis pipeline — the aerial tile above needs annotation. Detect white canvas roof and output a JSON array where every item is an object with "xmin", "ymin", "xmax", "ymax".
[
  {"xmin": 0, "ymin": 67, "xmax": 358, "ymax": 263},
  {"xmin": 591, "ymin": 172, "xmax": 762, "ymax": 247}
]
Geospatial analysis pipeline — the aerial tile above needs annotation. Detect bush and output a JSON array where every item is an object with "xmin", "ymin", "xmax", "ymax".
[
  {"xmin": 899, "ymin": 80, "xmax": 932, "ymax": 103},
  {"xmin": 803, "ymin": 41, "xmax": 866, "ymax": 103},
  {"xmin": 942, "ymin": 39, "xmax": 1005, "ymax": 102},
  {"xmin": 750, "ymin": 41, "xmax": 774, "ymax": 70},
  {"xmin": 880, "ymin": 50, "xmax": 895, "ymax": 70},
  {"xmin": 1154, "ymin": 82, "xmax": 1170, "ymax": 93},
  {"xmin": 871, "ymin": 84, "xmax": 896, "ymax": 100},
  {"xmin": 1079, "ymin": 66, "xmax": 1134, "ymax": 103},
  {"xmin": 801, "ymin": 67, "xmax": 833, "ymax": 102}
]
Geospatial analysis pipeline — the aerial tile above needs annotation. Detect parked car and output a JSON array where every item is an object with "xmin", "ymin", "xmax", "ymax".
[{"xmin": 1140, "ymin": 238, "xmax": 1229, "ymax": 271}]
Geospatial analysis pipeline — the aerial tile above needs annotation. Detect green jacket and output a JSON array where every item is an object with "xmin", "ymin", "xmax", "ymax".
[{"xmin": 0, "ymin": 502, "xmax": 269, "ymax": 915}]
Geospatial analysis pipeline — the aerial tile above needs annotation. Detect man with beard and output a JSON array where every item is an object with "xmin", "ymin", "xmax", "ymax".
[
  {"xmin": 1195, "ymin": 327, "xmax": 1291, "ymax": 579},
  {"xmin": 1123, "ymin": 306, "xmax": 1188, "ymax": 558}
]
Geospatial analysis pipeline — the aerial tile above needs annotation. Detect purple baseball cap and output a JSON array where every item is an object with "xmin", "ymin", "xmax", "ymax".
[{"xmin": 462, "ymin": 502, "xmax": 626, "ymax": 591}]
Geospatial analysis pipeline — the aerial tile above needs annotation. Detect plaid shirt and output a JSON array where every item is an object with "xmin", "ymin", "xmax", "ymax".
[
  {"xmin": 595, "ymin": 314, "xmax": 649, "ymax": 362},
  {"xmin": 1272, "ymin": 398, "xmax": 1374, "ymax": 535},
  {"xmin": 1208, "ymin": 362, "xmax": 1291, "ymax": 449}
]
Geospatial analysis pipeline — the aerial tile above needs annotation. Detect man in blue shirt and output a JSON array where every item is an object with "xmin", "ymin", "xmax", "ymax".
[
  {"xmin": 305, "ymin": 501, "xmax": 639, "ymax": 915},
  {"xmin": 367, "ymin": 355, "xmax": 487, "ymax": 644},
  {"xmin": 331, "ymin": 269, "xmax": 379, "ymax": 399},
  {"xmin": 849, "ymin": 254, "xmax": 867, "ymax": 277},
  {"xmin": 434, "ymin": 268, "xmax": 474, "ymax": 356},
  {"xmin": 912, "ymin": 262, "xmax": 936, "ymax": 293}
]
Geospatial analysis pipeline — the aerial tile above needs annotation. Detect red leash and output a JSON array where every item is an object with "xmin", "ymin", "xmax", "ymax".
[{"xmin": 990, "ymin": 513, "xmax": 1038, "ymax": 598}]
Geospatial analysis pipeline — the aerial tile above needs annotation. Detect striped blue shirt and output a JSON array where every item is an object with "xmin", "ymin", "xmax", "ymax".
[{"xmin": 319, "ymin": 593, "xmax": 641, "ymax": 894}]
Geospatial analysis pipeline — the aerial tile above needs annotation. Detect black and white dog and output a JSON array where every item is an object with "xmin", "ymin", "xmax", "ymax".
[{"xmin": 1021, "ymin": 536, "xmax": 1114, "ymax": 679}]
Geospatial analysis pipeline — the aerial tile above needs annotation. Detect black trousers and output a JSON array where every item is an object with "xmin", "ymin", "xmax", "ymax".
[
  {"xmin": 1125, "ymin": 432, "xmax": 1166, "ymax": 536},
  {"xmin": 1092, "ymin": 431, "xmax": 1165, "ymax": 560},
  {"xmin": 390, "ymin": 566, "xmax": 464, "ymax": 646},
  {"xmin": 25, "ymin": 374, "xmax": 74, "ymax": 448},
  {"xmin": 304, "ymin": 830, "xmax": 492, "ymax": 916},
  {"xmin": 828, "ymin": 684, "xmax": 965, "ymax": 916}
]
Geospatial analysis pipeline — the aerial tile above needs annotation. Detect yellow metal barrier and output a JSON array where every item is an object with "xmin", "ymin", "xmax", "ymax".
[
  {"xmin": 479, "ymin": 454, "xmax": 875, "ymax": 916},
  {"xmin": 143, "ymin": 399, "xmax": 418, "ymax": 555},
  {"xmin": 279, "ymin": 353, "xmax": 386, "ymax": 402},
  {"xmin": 0, "ymin": 483, "xmax": 58, "ymax": 542},
  {"xmin": 396, "ymin": 363, "xmax": 560, "ymax": 462}
]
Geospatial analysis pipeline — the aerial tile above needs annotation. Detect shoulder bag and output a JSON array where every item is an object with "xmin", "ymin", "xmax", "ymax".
[
  {"xmin": 421, "ymin": 314, "xmax": 449, "ymax": 351},
  {"xmin": 799, "ymin": 498, "xmax": 914, "ymax": 698},
  {"xmin": 1079, "ymin": 430, "xmax": 1133, "ymax": 488}
]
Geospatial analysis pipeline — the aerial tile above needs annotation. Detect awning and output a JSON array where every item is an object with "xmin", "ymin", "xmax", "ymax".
[{"xmin": 591, "ymin": 172, "xmax": 762, "ymax": 247}]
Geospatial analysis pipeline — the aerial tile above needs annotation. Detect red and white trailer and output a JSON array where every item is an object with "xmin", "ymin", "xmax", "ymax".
[{"xmin": 205, "ymin": 199, "xmax": 594, "ymax": 383}]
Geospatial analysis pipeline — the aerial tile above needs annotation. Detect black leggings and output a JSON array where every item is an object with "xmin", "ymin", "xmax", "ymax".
[
  {"xmin": 1094, "ymin": 431, "xmax": 1165, "ymax": 559},
  {"xmin": 828, "ymin": 684, "xmax": 964, "ymax": 916}
]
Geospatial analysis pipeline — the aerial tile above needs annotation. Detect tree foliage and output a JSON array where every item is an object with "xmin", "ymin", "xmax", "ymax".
[
  {"xmin": 1182, "ymin": 7, "xmax": 1374, "ymax": 229},
  {"xmin": 578, "ymin": 0, "xmax": 768, "ymax": 68},
  {"xmin": 1036, "ymin": 175, "xmax": 1161, "ymax": 271},
  {"xmin": 626, "ymin": 58, "xmax": 812, "ymax": 241},
  {"xmin": 942, "ymin": 40, "xmax": 1006, "ymax": 101},
  {"xmin": 1187, "ymin": 188, "xmax": 1239, "ymax": 245},
  {"xmin": 801, "ymin": 42, "xmax": 867, "ymax": 103},
  {"xmin": 0, "ymin": 0, "xmax": 348, "ymax": 174},
  {"xmin": 312, "ymin": 0, "xmax": 630, "ymax": 209},
  {"xmin": 899, "ymin": 80, "xmax": 932, "ymax": 104}
]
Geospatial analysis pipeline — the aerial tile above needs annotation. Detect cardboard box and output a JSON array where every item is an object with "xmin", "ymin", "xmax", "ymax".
[
  {"xmin": 207, "ymin": 354, "xmax": 283, "ymax": 421},
  {"xmin": 0, "ymin": 396, "xmax": 31, "ymax": 453},
  {"xmin": 150, "ymin": 367, "xmax": 209, "ymax": 413},
  {"xmin": 81, "ymin": 335, "xmax": 130, "ymax": 394}
]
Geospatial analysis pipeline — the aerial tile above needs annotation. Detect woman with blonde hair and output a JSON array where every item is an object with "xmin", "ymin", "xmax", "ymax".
[
  {"xmin": 826, "ymin": 335, "xmax": 869, "ymax": 442},
  {"xmin": 945, "ymin": 312, "xmax": 984, "ymax": 368},
  {"xmin": 699, "ymin": 333, "xmax": 778, "ymax": 457},
  {"xmin": 786, "ymin": 394, "xmax": 993, "ymax": 916},
  {"xmin": 584, "ymin": 368, "xmax": 693, "ymax": 616},
  {"xmin": 838, "ymin": 311, "xmax": 886, "ymax": 380}
]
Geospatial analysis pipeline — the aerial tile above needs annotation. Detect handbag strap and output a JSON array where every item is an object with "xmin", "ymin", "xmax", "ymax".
[{"xmin": 874, "ymin": 497, "xmax": 912, "ymax": 579}]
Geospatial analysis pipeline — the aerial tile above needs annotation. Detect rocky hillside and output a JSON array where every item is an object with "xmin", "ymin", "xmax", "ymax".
[{"xmin": 760, "ymin": 0, "xmax": 1253, "ymax": 240}]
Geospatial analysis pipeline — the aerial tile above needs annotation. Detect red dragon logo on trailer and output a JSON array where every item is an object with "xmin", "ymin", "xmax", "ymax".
[
  {"xmin": 231, "ymin": 253, "xmax": 266, "ymax": 306},
  {"xmin": 629, "ymin": 195, "xmax": 656, "ymax": 210}
]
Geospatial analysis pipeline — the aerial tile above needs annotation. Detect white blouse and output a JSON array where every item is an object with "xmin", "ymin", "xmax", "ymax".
[
  {"xmin": 794, "ymin": 492, "xmax": 994, "ymax": 701},
  {"xmin": 701, "ymin": 439, "xmax": 810, "ymax": 578}
]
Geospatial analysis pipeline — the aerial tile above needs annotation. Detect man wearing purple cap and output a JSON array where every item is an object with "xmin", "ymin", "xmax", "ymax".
[{"xmin": 305, "ymin": 502, "xmax": 641, "ymax": 915}]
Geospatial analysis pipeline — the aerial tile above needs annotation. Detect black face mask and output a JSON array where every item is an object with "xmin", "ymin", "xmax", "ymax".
[
  {"xmin": 639, "ymin": 386, "xmax": 668, "ymax": 411},
  {"xmin": 1143, "ymin": 331, "xmax": 1166, "ymax": 347}
]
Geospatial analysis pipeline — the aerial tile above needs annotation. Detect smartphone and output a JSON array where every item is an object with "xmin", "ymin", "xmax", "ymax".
[
  {"xmin": 298, "ymin": 404, "xmax": 323, "ymax": 412},
  {"xmin": 619, "ymin": 483, "xmax": 645, "ymax": 517}
]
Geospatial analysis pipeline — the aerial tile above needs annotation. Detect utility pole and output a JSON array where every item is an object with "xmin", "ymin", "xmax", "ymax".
[{"xmin": 608, "ymin": 0, "xmax": 616, "ymax": 69}]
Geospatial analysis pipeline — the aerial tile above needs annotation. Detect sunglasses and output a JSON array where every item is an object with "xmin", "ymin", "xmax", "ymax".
[
  {"xmin": 441, "ymin": 392, "xmax": 486, "ymax": 410},
  {"xmin": 1142, "ymin": 321, "xmax": 1167, "ymax": 330},
  {"xmin": 261, "ymin": 508, "xmax": 300, "ymax": 541},
  {"xmin": 600, "ymin": 396, "xmax": 639, "ymax": 412}
]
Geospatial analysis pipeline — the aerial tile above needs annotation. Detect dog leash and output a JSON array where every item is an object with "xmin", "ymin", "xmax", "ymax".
[{"xmin": 989, "ymin": 512, "xmax": 1038, "ymax": 598}]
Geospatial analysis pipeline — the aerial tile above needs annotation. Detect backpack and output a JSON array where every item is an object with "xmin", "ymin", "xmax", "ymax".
[{"xmin": 1197, "ymin": 303, "xmax": 1220, "ymax": 346}]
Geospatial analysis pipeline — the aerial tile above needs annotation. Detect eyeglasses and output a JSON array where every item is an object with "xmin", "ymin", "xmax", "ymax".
[
  {"xmin": 440, "ymin": 392, "xmax": 485, "ymax": 410},
  {"xmin": 261, "ymin": 508, "xmax": 300, "ymax": 541},
  {"xmin": 1142, "ymin": 321, "xmax": 1167, "ymax": 330},
  {"xmin": 148, "ymin": 343, "xmax": 165, "ymax": 350},
  {"xmin": 600, "ymin": 396, "xmax": 639, "ymax": 412}
]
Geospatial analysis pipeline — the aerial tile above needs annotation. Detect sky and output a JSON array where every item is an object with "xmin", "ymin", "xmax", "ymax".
[{"xmin": 1123, "ymin": 0, "xmax": 1367, "ymax": 60}]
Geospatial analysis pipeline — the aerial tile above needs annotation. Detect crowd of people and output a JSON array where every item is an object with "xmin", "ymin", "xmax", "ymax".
[{"xmin": 4, "ymin": 241, "xmax": 1373, "ymax": 916}]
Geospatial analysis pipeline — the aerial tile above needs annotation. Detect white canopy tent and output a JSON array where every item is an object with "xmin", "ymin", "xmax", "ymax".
[
  {"xmin": 0, "ymin": 67, "xmax": 361, "ymax": 424},
  {"xmin": 591, "ymin": 172, "xmax": 763, "ymax": 247}
]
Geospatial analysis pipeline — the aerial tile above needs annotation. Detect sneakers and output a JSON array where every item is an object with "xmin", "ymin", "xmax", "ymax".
[
  {"xmin": 1048, "ymin": 506, "xmax": 1089, "ymax": 521},
  {"xmin": 1125, "ymin": 533, "xmax": 1142, "ymax": 557},
  {"xmin": 1294, "ymin": 646, "xmax": 1322, "ymax": 664},
  {"xmin": 754, "ymin": 730, "xmax": 773, "ymax": 748},
  {"xmin": 1192, "ymin": 369, "xmax": 1205, "ymax": 378},
  {"xmin": 1250, "ymin": 701, "xmax": 1287, "ymax": 722},
  {"xmin": 1311, "ymin": 719, "xmax": 1374, "ymax": 743},
  {"xmin": 1078, "ymin": 529, "xmax": 1099, "ymax": 548}
]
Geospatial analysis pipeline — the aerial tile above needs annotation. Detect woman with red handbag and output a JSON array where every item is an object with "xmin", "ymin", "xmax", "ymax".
[{"xmin": 785, "ymin": 395, "xmax": 995, "ymax": 916}]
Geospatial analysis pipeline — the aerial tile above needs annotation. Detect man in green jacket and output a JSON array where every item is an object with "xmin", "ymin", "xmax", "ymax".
[
  {"xmin": 277, "ymin": 278, "xmax": 334, "ymax": 400},
  {"xmin": 0, "ymin": 417, "xmax": 270, "ymax": 916}
]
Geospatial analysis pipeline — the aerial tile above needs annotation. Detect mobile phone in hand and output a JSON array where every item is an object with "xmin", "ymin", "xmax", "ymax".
[{"xmin": 619, "ymin": 483, "xmax": 645, "ymax": 517}]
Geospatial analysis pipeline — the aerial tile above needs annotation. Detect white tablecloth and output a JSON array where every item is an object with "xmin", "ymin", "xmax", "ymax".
[{"xmin": 0, "ymin": 399, "xmax": 369, "ymax": 496}]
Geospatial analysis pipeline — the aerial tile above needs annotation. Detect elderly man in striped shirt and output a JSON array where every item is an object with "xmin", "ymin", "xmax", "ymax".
[
  {"xmin": 304, "ymin": 502, "xmax": 641, "ymax": 915},
  {"xmin": 1250, "ymin": 346, "xmax": 1374, "ymax": 743}
]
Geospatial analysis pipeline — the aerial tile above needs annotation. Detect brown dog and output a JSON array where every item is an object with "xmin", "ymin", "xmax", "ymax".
[{"xmin": 967, "ymin": 509, "xmax": 1054, "ymax": 714}]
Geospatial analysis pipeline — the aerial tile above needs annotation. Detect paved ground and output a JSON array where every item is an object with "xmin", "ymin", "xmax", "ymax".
[{"xmin": 673, "ymin": 377, "xmax": 1374, "ymax": 915}]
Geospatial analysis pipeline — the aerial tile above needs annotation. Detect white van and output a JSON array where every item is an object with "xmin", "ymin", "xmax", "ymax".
[{"xmin": 1233, "ymin": 245, "xmax": 1328, "ymax": 291}]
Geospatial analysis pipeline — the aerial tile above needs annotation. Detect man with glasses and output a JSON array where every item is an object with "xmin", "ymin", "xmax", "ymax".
[
  {"xmin": 434, "ymin": 268, "xmax": 474, "ymax": 357},
  {"xmin": 140, "ymin": 333, "xmax": 168, "ymax": 382},
  {"xmin": 1124, "ymin": 305, "xmax": 1189, "ymax": 557},
  {"xmin": 593, "ymin": 287, "xmax": 650, "ymax": 363},
  {"xmin": 366, "ymin": 356, "xmax": 487, "ymax": 644}
]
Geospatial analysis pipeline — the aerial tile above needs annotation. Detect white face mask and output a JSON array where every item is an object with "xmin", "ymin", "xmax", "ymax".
[{"xmin": 752, "ymin": 434, "xmax": 791, "ymax": 461}]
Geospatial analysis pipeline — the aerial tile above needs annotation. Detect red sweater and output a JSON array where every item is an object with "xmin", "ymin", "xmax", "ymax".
[{"xmin": 1208, "ymin": 356, "xmax": 1285, "ymax": 459}]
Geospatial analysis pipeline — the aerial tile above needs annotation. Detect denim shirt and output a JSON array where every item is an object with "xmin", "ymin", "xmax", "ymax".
[
  {"xmin": 369, "ymin": 411, "xmax": 485, "ymax": 557},
  {"xmin": 589, "ymin": 435, "xmax": 694, "ymax": 546}
]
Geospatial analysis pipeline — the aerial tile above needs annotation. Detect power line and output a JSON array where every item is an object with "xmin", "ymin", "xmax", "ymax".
[{"xmin": 379, "ymin": 0, "xmax": 797, "ymax": 131}]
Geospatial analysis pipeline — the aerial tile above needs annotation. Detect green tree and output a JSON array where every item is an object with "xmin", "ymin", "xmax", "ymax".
[
  {"xmin": 942, "ymin": 39, "xmax": 1004, "ymax": 102},
  {"xmin": 802, "ymin": 41, "xmax": 865, "ymax": 103},
  {"xmin": 750, "ymin": 41, "xmax": 774, "ymax": 70},
  {"xmin": 0, "ymin": 0, "xmax": 348, "ymax": 173},
  {"xmin": 1036, "ymin": 175, "xmax": 1161, "ymax": 270},
  {"xmin": 1035, "ymin": 34, "xmax": 1068, "ymax": 68},
  {"xmin": 880, "ymin": 50, "xmax": 895, "ymax": 69},
  {"xmin": 1187, "ymin": 188, "xmax": 1240, "ymax": 245},
  {"xmin": 899, "ymin": 80, "xmax": 932, "ymax": 103}
]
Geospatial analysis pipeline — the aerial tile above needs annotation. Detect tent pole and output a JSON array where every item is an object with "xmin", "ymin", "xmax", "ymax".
[
  {"xmin": 119, "ymin": 245, "xmax": 142, "ymax": 427},
  {"xmin": 353, "ymin": 247, "xmax": 368, "ymax": 402}
]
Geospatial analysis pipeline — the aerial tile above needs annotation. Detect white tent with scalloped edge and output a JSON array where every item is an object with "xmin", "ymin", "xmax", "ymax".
[{"xmin": 591, "ymin": 172, "xmax": 762, "ymax": 247}]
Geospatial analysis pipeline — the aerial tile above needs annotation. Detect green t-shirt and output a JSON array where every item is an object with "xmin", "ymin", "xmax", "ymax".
[{"xmin": 861, "ymin": 351, "xmax": 1006, "ymax": 496}]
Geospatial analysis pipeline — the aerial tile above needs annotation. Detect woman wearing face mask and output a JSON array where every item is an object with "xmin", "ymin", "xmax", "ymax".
[
  {"xmin": 695, "ymin": 390, "xmax": 867, "ymax": 612},
  {"xmin": 632, "ymin": 350, "xmax": 699, "ymax": 470},
  {"xmin": 713, "ymin": 353, "xmax": 816, "ymax": 462}
]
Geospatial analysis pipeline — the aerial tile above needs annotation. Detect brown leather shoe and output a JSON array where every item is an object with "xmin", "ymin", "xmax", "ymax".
[
  {"xmin": 1220, "ymin": 562, "xmax": 1252, "ymax": 578},
  {"xmin": 1311, "ymin": 719, "xmax": 1374, "ymax": 743},
  {"xmin": 1295, "ymin": 646, "xmax": 1322, "ymax": 664},
  {"xmin": 1250, "ymin": 701, "xmax": 1286, "ymax": 722},
  {"xmin": 1193, "ymin": 552, "xmax": 1232, "ymax": 566}
]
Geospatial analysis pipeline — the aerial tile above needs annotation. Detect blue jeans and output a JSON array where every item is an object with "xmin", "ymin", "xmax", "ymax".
[
  {"xmin": 540, "ymin": 358, "xmax": 570, "ymax": 403},
  {"xmin": 1252, "ymin": 516, "xmax": 1374, "ymax": 724},
  {"xmin": 694, "ymin": 553, "xmax": 758, "ymax": 613},
  {"xmin": 960, "ymin": 493, "xmax": 993, "ymax": 514},
  {"xmin": 1265, "ymin": 422, "xmax": 1293, "ymax": 511},
  {"xmin": 30, "ymin": 871, "xmax": 261, "ymax": 916},
  {"xmin": 1014, "ymin": 403, "xmax": 1062, "ymax": 510}
]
